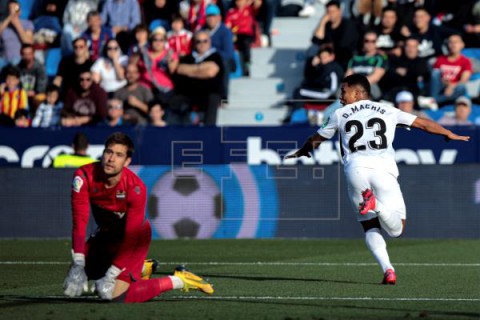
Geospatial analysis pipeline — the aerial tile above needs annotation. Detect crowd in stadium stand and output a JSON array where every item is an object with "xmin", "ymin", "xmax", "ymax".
[
  {"xmin": 287, "ymin": 0, "xmax": 480, "ymax": 125},
  {"xmin": 0, "ymin": 0, "xmax": 478, "ymax": 127}
]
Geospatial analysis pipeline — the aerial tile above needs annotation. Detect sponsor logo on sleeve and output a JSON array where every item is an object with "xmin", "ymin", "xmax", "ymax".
[
  {"xmin": 72, "ymin": 176, "xmax": 83, "ymax": 193},
  {"xmin": 321, "ymin": 117, "xmax": 330, "ymax": 128}
]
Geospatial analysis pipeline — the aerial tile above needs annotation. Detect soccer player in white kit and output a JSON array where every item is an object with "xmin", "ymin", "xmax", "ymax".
[{"xmin": 286, "ymin": 74, "xmax": 470, "ymax": 284}]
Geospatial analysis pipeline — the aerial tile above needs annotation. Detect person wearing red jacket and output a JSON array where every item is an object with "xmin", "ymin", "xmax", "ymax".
[
  {"xmin": 167, "ymin": 16, "xmax": 192, "ymax": 57},
  {"xmin": 225, "ymin": 0, "xmax": 261, "ymax": 76},
  {"xmin": 63, "ymin": 132, "xmax": 213, "ymax": 302}
]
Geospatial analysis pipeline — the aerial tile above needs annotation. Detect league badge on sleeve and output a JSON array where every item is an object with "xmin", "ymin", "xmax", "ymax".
[{"xmin": 72, "ymin": 176, "xmax": 84, "ymax": 193}]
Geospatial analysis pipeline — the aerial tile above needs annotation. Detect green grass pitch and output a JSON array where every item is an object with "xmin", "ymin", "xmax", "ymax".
[{"xmin": 1, "ymin": 239, "xmax": 479, "ymax": 320}]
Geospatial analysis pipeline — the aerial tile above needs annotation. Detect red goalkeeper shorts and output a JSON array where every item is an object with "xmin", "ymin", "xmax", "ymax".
[{"xmin": 84, "ymin": 220, "xmax": 152, "ymax": 283}]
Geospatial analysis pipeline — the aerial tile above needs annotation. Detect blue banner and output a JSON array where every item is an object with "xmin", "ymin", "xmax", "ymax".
[
  {"xmin": 0, "ymin": 126, "xmax": 478, "ymax": 167},
  {"xmin": 1, "ymin": 165, "xmax": 479, "ymax": 239}
]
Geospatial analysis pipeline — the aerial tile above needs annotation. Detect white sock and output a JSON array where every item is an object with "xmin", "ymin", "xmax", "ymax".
[
  {"xmin": 375, "ymin": 200, "xmax": 403, "ymax": 237},
  {"xmin": 169, "ymin": 276, "xmax": 184, "ymax": 289},
  {"xmin": 365, "ymin": 228, "xmax": 393, "ymax": 273}
]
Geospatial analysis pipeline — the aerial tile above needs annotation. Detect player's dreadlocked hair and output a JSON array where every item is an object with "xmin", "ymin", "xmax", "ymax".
[
  {"xmin": 105, "ymin": 132, "xmax": 135, "ymax": 158},
  {"xmin": 341, "ymin": 74, "xmax": 371, "ymax": 97}
]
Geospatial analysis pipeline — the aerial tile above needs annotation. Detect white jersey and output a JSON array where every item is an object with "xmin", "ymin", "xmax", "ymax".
[{"xmin": 317, "ymin": 99, "xmax": 417, "ymax": 176}]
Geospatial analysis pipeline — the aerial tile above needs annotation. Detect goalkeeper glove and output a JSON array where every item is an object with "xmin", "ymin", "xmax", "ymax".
[
  {"xmin": 95, "ymin": 265, "xmax": 124, "ymax": 300},
  {"xmin": 63, "ymin": 252, "xmax": 88, "ymax": 297}
]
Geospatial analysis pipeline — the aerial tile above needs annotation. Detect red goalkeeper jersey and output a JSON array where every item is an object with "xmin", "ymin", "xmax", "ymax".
[{"xmin": 71, "ymin": 162, "xmax": 148, "ymax": 270}]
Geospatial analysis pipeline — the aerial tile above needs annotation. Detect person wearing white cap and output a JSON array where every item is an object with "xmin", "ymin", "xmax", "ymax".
[
  {"xmin": 395, "ymin": 90, "xmax": 429, "ymax": 119},
  {"xmin": 438, "ymin": 96, "xmax": 473, "ymax": 126}
]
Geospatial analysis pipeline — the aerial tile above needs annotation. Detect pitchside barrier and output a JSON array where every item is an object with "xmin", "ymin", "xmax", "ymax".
[
  {"xmin": 0, "ymin": 126, "xmax": 478, "ymax": 167},
  {"xmin": 0, "ymin": 165, "xmax": 479, "ymax": 239}
]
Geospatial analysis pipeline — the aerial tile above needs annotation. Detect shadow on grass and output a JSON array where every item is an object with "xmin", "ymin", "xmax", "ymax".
[
  {"xmin": 164, "ymin": 296, "xmax": 480, "ymax": 319},
  {"xmin": 0, "ymin": 294, "xmax": 105, "ymax": 308},
  {"xmin": 156, "ymin": 271, "xmax": 378, "ymax": 285}
]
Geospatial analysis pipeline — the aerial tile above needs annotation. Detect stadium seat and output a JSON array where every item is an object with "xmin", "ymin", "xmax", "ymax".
[
  {"xmin": 45, "ymin": 48, "xmax": 62, "ymax": 77},
  {"xmin": 462, "ymin": 48, "xmax": 480, "ymax": 81},
  {"xmin": 229, "ymin": 51, "xmax": 243, "ymax": 79},
  {"xmin": 19, "ymin": 0, "xmax": 34, "ymax": 20},
  {"xmin": 290, "ymin": 108, "xmax": 308, "ymax": 123},
  {"xmin": 424, "ymin": 104, "xmax": 480, "ymax": 122}
]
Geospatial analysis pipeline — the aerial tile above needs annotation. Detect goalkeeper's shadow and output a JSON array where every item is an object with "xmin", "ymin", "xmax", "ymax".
[
  {"xmin": 155, "ymin": 272, "xmax": 378, "ymax": 285},
  {"xmin": 0, "ymin": 294, "xmax": 106, "ymax": 306}
]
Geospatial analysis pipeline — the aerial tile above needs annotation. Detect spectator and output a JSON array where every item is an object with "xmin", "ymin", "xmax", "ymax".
[
  {"xmin": 61, "ymin": 0, "xmax": 99, "ymax": 55},
  {"xmin": 32, "ymin": 0, "xmax": 63, "ymax": 49},
  {"xmin": 14, "ymin": 108, "xmax": 30, "ymax": 127},
  {"xmin": 100, "ymin": 0, "xmax": 141, "ymax": 53},
  {"xmin": 91, "ymin": 38, "xmax": 128, "ymax": 96},
  {"xmin": 463, "ymin": 0, "xmax": 480, "ymax": 48},
  {"xmin": 0, "ymin": 0, "xmax": 34, "ymax": 66},
  {"xmin": 345, "ymin": 30, "xmax": 387, "ymax": 99},
  {"xmin": 386, "ymin": 0, "xmax": 417, "ymax": 29},
  {"xmin": 61, "ymin": 70, "xmax": 108, "ymax": 126},
  {"xmin": 0, "ymin": 65, "xmax": 28, "ymax": 120},
  {"xmin": 429, "ymin": 34, "xmax": 472, "ymax": 106},
  {"xmin": 225, "ymin": 0, "xmax": 261, "ymax": 76},
  {"xmin": 404, "ymin": 7, "xmax": 455, "ymax": 62},
  {"xmin": 437, "ymin": 96, "xmax": 473, "ymax": 126},
  {"xmin": 354, "ymin": 0, "xmax": 384, "ymax": 27},
  {"xmin": 182, "ymin": 0, "xmax": 208, "ymax": 32},
  {"xmin": 54, "ymin": 37, "xmax": 94, "ymax": 93},
  {"xmin": 52, "ymin": 132, "xmax": 97, "ymax": 168},
  {"xmin": 380, "ymin": 36, "xmax": 430, "ymax": 99},
  {"xmin": 129, "ymin": 24, "xmax": 149, "ymax": 57},
  {"xmin": 30, "ymin": 0, "xmax": 68, "ymax": 22},
  {"xmin": 102, "ymin": 98, "xmax": 128, "ymax": 127},
  {"xmin": 171, "ymin": 30, "xmax": 224, "ymax": 125},
  {"xmin": 114, "ymin": 63, "xmax": 153, "ymax": 125},
  {"xmin": 204, "ymin": 4, "xmax": 234, "ymax": 99},
  {"xmin": 285, "ymin": 46, "xmax": 343, "ymax": 122},
  {"xmin": 256, "ymin": 0, "xmax": 276, "ymax": 46},
  {"xmin": 32, "ymin": 84, "xmax": 63, "ymax": 127},
  {"xmin": 148, "ymin": 101, "xmax": 167, "ymax": 127},
  {"xmin": 82, "ymin": 10, "xmax": 114, "ymax": 61},
  {"xmin": 167, "ymin": 15, "xmax": 193, "ymax": 57},
  {"xmin": 17, "ymin": 44, "xmax": 48, "ymax": 107},
  {"xmin": 144, "ymin": 0, "xmax": 180, "ymax": 30},
  {"xmin": 310, "ymin": 0, "xmax": 359, "ymax": 70},
  {"xmin": 139, "ymin": 27, "xmax": 178, "ymax": 104},
  {"xmin": 394, "ymin": 90, "xmax": 429, "ymax": 118},
  {"xmin": 375, "ymin": 7, "xmax": 405, "ymax": 58}
]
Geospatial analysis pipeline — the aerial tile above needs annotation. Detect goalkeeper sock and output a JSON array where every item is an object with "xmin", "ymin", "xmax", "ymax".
[
  {"xmin": 365, "ymin": 228, "xmax": 393, "ymax": 273},
  {"xmin": 124, "ymin": 277, "xmax": 173, "ymax": 303},
  {"xmin": 375, "ymin": 200, "xmax": 403, "ymax": 238}
]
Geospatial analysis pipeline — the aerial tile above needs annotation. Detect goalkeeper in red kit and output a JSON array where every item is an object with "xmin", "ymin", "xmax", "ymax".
[{"xmin": 63, "ymin": 132, "xmax": 213, "ymax": 302}]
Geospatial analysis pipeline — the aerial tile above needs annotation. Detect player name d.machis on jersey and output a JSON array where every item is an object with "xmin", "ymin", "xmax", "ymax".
[{"xmin": 318, "ymin": 100, "xmax": 417, "ymax": 177}]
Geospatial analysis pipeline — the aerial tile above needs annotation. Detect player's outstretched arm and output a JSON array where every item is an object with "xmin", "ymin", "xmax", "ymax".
[
  {"xmin": 285, "ymin": 133, "xmax": 328, "ymax": 159},
  {"xmin": 411, "ymin": 117, "xmax": 470, "ymax": 142}
]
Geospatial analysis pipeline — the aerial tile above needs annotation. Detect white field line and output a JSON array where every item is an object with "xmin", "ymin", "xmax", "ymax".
[
  {"xmin": 0, "ymin": 261, "xmax": 480, "ymax": 267},
  {"xmin": 169, "ymin": 296, "xmax": 480, "ymax": 302},
  {"xmin": 6, "ymin": 295, "xmax": 480, "ymax": 302}
]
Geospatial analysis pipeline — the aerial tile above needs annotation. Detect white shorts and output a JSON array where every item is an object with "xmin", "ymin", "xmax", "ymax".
[{"xmin": 345, "ymin": 166, "xmax": 406, "ymax": 222}]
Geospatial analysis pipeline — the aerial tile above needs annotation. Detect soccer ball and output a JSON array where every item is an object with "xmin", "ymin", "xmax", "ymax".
[{"xmin": 148, "ymin": 168, "xmax": 223, "ymax": 239}]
